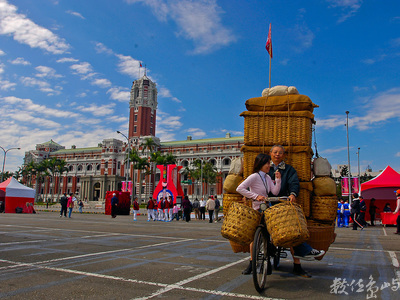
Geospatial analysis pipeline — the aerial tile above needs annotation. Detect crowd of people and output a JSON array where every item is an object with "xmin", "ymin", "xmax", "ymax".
[{"xmin": 336, "ymin": 191, "xmax": 400, "ymax": 232}]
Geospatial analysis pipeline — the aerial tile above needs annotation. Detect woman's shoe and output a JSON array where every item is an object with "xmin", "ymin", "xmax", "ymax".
[{"xmin": 242, "ymin": 260, "xmax": 252, "ymax": 275}]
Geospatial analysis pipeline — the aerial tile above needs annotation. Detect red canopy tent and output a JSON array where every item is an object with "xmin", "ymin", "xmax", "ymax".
[
  {"xmin": 360, "ymin": 166, "xmax": 400, "ymax": 223},
  {"xmin": 0, "ymin": 177, "xmax": 35, "ymax": 213}
]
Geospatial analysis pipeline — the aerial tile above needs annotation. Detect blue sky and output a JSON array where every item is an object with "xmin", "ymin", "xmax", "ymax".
[{"xmin": 0, "ymin": 0, "xmax": 400, "ymax": 176}]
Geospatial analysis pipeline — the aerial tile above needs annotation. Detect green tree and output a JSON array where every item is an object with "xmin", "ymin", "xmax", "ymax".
[{"xmin": 340, "ymin": 165, "xmax": 349, "ymax": 177}]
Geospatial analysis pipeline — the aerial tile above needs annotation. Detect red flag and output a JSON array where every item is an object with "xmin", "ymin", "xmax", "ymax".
[
  {"xmin": 140, "ymin": 62, "xmax": 142, "ymax": 67},
  {"xmin": 266, "ymin": 23, "xmax": 272, "ymax": 58}
]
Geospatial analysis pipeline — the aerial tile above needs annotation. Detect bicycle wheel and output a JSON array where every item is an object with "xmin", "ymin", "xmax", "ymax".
[
  {"xmin": 252, "ymin": 227, "xmax": 270, "ymax": 293},
  {"xmin": 273, "ymin": 246, "xmax": 281, "ymax": 270}
]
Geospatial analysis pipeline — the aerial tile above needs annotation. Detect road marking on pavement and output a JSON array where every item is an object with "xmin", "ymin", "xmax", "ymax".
[
  {"xmin": 132, "ymin": 256, "xmax": 283, "ymax": 300},
  {"xmin": 388, "ymin": 251, "xmax": 399, "ymax": 267},
  {"xmin": 0, "ymin": 256, "xmax": 281, "ymax": 300},
  {"xmin": 330, "ymin": 246, "xmax": 400, "ymax": 254},
  {"xmin": 383, "ymin": 226, "xmax": 387, "ymax": 236}
]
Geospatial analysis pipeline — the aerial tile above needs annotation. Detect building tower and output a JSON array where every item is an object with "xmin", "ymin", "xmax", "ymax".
[{"xmin": 128, "ymin": 75, "xmax": 158, "ymax": 141}]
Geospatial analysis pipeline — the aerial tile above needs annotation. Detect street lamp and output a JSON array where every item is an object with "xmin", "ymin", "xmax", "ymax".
[
  {"xmin": 345, "ymin": 111, "xmax": 351, "ymax": 204},
  {"xmin": 0, "ymin": 146, "xmax": 21, "ymax": 182},
  {"xmin": 357, "ymin": 147, "xmax": 361, "ymax": 192},
  {"xmin": 116, "ymin": 131, "xmax": 133, "ymax": 204}
]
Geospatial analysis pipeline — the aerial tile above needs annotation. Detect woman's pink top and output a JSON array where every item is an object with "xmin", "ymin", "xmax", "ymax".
[{"xmin": 236, "ymin": 171, "xmax": 281, "ymax": 210}]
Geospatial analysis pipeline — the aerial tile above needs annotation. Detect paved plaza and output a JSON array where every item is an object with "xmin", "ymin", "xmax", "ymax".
[{"xmin": 0, "ymin": 211, "xmax": 399, "ymax": 300}]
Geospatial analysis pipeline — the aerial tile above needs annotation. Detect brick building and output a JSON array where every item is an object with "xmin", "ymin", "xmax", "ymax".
[{"xmin": 24, "ymin": 75, "xmax": 244, "ymax": 202}]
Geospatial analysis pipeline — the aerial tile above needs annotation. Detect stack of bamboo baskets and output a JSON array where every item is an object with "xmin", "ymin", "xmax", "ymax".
[
  {"xmin": 222, "ymin": 86, "xmax": 336, "ymax": 257},
  {"xmin": 240, "ymin": 91, "xmax": 317, "ymax": 218}
]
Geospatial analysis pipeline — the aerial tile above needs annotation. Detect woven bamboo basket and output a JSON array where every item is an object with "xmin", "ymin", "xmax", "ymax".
[
  {"xmin": 222, "ymin": 193, "xmax": 250, "ymax": 213},
  {"xmin": 221, "ymin": 202, "xmax": 261, "ymax": 245},
  {"xmin": 264, "ymin": 202, "xmax": 309, "ymax": 247},
  {"xmin": 229, "ymin": 240, "xmax": 250, "ymax": 253},
  {"xmin": 241, "ymin": 145, "xmax": 313, "ymax": 181},
  {"xmin": 306, "ymin": 220, "xmax": 336, "ymax": 261},
  {"xmin": 298, "ymin": 182, "xmax": 313, "ymax": 217},
  {"xmin": 240, "ymin": 110, "xmax": 314, "ymax": 146},
  {"xmin": 311, "ymin": 195, "xmax": 337, "ymax": 222}
]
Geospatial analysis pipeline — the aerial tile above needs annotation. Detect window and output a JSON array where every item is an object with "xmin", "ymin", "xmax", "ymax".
[
  {"xmin": 136, "ymin": 89, "xmax": 139, "ymax": 98},
  {"xmin": 117, "ymin": 162, "xmax": 121, "ymax": 169},
  {"xmin": 134, "ymin": 115, "xmax": 137, "ymax": 122},
  {"xmin": 78, "ymin": 165, "xmax": 83, "ymax": 171},
  {"xmin": 134, "ymin": 126, "xmax": 137, "ymax": 133},
  {"xmin": 68, "ymin": 177, "xmax": 72, "ymax": 183},
  {"xmin": 96, "ymin": 164, "xmax": 100, "ymax": 171},
  {"xmin": 223, "ymin": 158, "xmax": 231, "ymax": 166},
  {"xmin": 69, "ymin": 165, "xmax": 73, "ymax": 171},
  {"xmin": 87, "ymin": 165, "xmax": 92, "ymax": 171}
]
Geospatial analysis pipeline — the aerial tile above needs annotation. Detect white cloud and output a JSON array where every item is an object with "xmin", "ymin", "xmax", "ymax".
[
  {"xmin": 91, "ymin": 78, "xmax": 112, "ymax": 88},
  {"xmin": 35, "ymin": 65, "xmax": 63, "ymax": 78},
  {"xmin": 76, "ymin": 103, "xmax": 115, "ymax": 116},
  {"xmin": 56, "ymin": 57, "xmax": 79, "ymax": 63},
  {"xmin": 66, "ymin": 10, "xmax": 85, "ymax": 19},
  {"xmin": 0, "ymin": 79, "xmax": 16, "ymax": 90},
  {"xmin": 70, "ymin": 62, "xmax": 93, "ymax": 74},
  {"xmin": 156, "ymin": 109, "xmax": 183, "ymax": 141},
  {"xmin": 1, "ymin": 96, "xmax": 80, "ymax": 119},
  {"xmin": 125, "ymin": 0, "xmax": 236, "ymax": 54},
  {"xmin": 186, "ymin": 127, "xmax": 206, "ymax": 138},
  {"xmin": 10, "ymin": 57, "xmax": 30, "ymax": 65},
  {"xmin": 158, "ymin": 86, "xmax": 181, "ymax": 102},
  {"xmin": 0, "ymin": 49, "xmax": 5, "ymax": 55},
  {"xmin": 20, "ymin": 76, "xmax": 62, "ymax": 95},
  {"xmin": 0, "ymin": 62, "xmax": 5, "ymax": 73},
  {"xmin": 107, "ymin": 86, "xmax": 130, "ymax": 102},
  {"xmin": 0, "ymin": 0, "xmax": 70, "ymax": 54},
  {"xmin": 94, "ymin": 42, "xmax": 114, "ymax": 55},
  {"xmin": 327, "ymin": 0, "xmax": 363, "ymax": 23},
  {"xmin": 317, "ymin": 88, "xmax": 400, "ymax": 130},
  {"xmin": 115, "ymin": 54, "xmax": 141, "ymax": 77}
]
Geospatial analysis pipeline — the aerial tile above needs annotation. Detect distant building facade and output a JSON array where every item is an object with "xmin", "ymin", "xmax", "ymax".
[{"xmin": 24, "ymin": 75, "xmax": 244, "ymax": 202}]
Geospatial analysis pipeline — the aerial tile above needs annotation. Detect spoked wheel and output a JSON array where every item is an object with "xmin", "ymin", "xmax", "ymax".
[
  {"xmin": 273, "ymin": 246, "xmax": 282, "ymax": 270},
  {"xmin": 252, "ymin": 227, "xmax": 271, "ymax": 293}
]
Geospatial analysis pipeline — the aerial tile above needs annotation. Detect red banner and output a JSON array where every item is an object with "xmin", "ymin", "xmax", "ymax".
[{"xmin": 341, "ymin": 177, "xmax": 360, "ymax": 196}]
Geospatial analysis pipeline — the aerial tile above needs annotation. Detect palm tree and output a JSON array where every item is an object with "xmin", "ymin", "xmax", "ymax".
[
  {"xmin": 56, "ymin": 161, "xmax": 68, "ymax": 201},
  {"xmin": 140, "ymin": 138, "xmax": 158, "ymax": 199}
]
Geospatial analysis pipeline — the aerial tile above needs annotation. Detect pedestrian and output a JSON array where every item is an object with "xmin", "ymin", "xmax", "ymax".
[
  {"xmin": 359, "ymin": 196, "xmax": 367, "ymax": 227},
  {"xmin": 192, "ymin": 198, "xmax": 200, "ymax": 220},
  {"xmin": 67, "ymin": 193, "xmax": 74, "ymax": 218},
  {"xmin": 78, "ymin": 199, "xmax": 84, "ymax": 213},
  {"xmin": 343, "ymin": 200, "xmax": 350, "ymax": 227},
  {"xmin": 337, "ymin": 200, "xmax": 345, "ymax": 227},
  {"xmin": 167, "ymin": 196, "xmax": 173, "ymax": 222},
  {"xmin": 172, "ymin": 203, "xmax": 180, "ymax": 221},
  {"xmin": 267, "ymin": 145, "xmax": 325, "ymax": 277},
  {"xmin": 206, "ymin": 196, "xmax": 215, "ymax": 223},
  {"xmin": 111, "ymin": 193, "xmax": 119, "ymax": 218},
  {"xmin": 350, "ymin": 193, "xmax": 363, "ymax": 230},
  {"xmin": 214, "ymin": 195, "xmax": 221, "ymax": 222},
  {"xmin": 157, "ymin": 197, "xmax": 164, "ymax": 221},
  {"xmin": 132, "ymin": 196, "xmax": 140, "ymax": 221},
  {"xmin": 199, "ymin": 197, "xmax": 206, "ymax": 220},
  {"xmin": 182, "ymin": 195, "xmax": 192, "ymax": 222},
  {"xmin": 147, "ymin": 196, "xmax": 155, "ymax": 221},
  {"xmin": 383, "ymin": 203, "xmax": 392, "ymax": 212},
  {"xmin": 152, "ymin": 198, "xmax": 158, "ymax": 221},
  {"xmin": 369, "ymin": 198, "xmax": 378, "ymax": 226},
  {"xmin": 393, "ymin": 189, "xmax": 400, "ymax": 234},
  {"xmin": 59, "ymin": 193, "xmax": 68, "ymax": 218}
]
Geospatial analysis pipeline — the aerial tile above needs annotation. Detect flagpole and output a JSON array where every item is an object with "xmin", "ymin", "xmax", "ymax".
[{"xmin": 269, "ymin": 55, "xmax": 271, "ymax": 89}]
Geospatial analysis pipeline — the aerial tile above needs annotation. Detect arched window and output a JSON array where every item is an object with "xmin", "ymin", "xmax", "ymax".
[
  {"xmin": 223, "ymin": 158, "xmax": 231, "ymax": 166},
  {"xmin": 69, "ymin": 165, "xmax": 73, "ymax": 171},
  {"xmin": 96, "ymin": 164, "xmax": 100, "ymax": 171},
  {"xmin": 77, "ymin": 165, "xmax": 83, "ymax": 171},
  {"xmin": 209, "ymin": 159, "xmax": 217, "ymax": 166},
  {"xmin": 87, "ymin": 165, "xmax": 92, "ymax": 171}
]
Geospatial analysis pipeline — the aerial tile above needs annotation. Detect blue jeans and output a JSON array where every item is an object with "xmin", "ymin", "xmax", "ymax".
[
  {"xmin": 68, "ymin": 207, "xmax": 73, "ymax": 218},
  {"xmin": 293, "ymin": 242, "xmax": 313, "ymax": 256}
]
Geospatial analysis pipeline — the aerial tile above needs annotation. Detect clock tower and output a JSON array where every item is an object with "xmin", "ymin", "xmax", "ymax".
[{"xmin": 128, "ymin": 75, "xmax": 158, "ymax": 141}]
